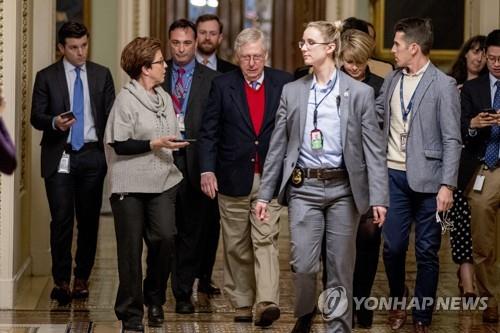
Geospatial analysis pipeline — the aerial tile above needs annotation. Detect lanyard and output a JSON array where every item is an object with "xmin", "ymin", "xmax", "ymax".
[
  {"xmin": 399, "ymin": 73, "xmax": 421, "ymax": 124},
  {"xmin": 313, "ymin": 72, "xmax": 338, "ymax": 129}
]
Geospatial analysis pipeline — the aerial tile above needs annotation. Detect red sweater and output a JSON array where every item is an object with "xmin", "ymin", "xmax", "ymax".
[{"xmin": 244, "ymin": 82, "xmax": 265, "ymax": 173}]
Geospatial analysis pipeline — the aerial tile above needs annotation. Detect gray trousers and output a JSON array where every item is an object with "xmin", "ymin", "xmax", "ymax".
[{"xmin": 287, "ymin": 177, "xmax": 360, "ymax": 333}]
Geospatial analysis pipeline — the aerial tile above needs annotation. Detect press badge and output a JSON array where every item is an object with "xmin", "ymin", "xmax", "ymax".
[
  {"xmin": 310, "ymin": 129, "xmax": 323, "ymax": 150},
  {"xmin": 400, "ymin": 132, "xmax": 408, "ymax": 152},
  {"xmin": 177, "ymin": 113, "xmax": 186, "ymax": 132},
  {"xmin": 472, "ymin": 174, "xmax": 485, "ymax": 192},
  {"xmin": 58, "ymin": 151, "xmax": 70, "ymax": 174}
]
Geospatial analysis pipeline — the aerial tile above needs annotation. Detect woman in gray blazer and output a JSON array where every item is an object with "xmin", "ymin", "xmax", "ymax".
[
  {"xmin": 104, "ymin": 37, "xmax": 188, "ymax": 332},
  {"xmin": 255, "ymin": 21, "xmax": 388, "ymax": 333}
]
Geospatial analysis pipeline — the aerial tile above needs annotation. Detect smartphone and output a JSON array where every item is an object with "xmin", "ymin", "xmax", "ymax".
[
  {"xmin": 482, "ymin": 108, "xmax": 498, "ymax": 114},
  {"xmin": 173, "ymin": 139, "xmax": 197, "ymax": 143},
  {"xmin": 59, "ymin": 111, "xmax": 75, "ymax": 120}
]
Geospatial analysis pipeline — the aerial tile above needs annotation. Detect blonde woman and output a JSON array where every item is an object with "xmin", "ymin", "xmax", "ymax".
[{"xmin": 255, "ymin": 21, "xmax": 388, "ymax": 333}]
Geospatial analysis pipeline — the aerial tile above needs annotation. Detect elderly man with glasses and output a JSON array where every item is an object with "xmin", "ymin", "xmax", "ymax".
[{"xmin": 198, "ymin": 28, "xmax": 292, "ymax": 327}]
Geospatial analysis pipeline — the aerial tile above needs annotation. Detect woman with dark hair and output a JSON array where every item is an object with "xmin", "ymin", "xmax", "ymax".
[
  {"xmin": 449, "ymin": 35, "xmax": 487, "ymax": 88},
  {"xmin": 447, "ymin": 35, "xmax": 487, "ymax": 301},
  {"xmin": 105, "ymin": 37, "xmax": 188, "ymax": 332}
]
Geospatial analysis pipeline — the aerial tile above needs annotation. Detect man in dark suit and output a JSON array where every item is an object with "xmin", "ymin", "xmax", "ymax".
[
  {"xmin": 30, "ymin": 21, "xmax": 115, "ymax": 305},
  {"xmin": 195, "ymin": 14, "xmax": 238, "ymax": 73},
  {"xmin": 199, "ymin": 28, "xmax": 293, "ymax": 327},
  {"xmin": 161, "ymin": 19, "xmax": 220, "ymax": 314},
  {"xmin": 461, "ymin": 29, "xmax": 500, "ymax": 324}
]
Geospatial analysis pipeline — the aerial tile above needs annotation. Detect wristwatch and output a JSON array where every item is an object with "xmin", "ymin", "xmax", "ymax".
[{"xmin": 443, "ymin": 184, "xmax": 456, "ymax": 191}]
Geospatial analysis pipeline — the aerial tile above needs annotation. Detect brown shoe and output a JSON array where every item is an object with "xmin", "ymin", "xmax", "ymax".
[
  {"xmin": 482, "ymin": 306, "xmax": 499, "ymax": 323},
  {"xmin": 413, "ymin": 321, "xmax": 429, "ymax": 333},
  {"xmin": 234, "ymin": 306, "xmax": 253, "ymax": 322},
  {"xmin": 72, "ymin": 278, "xmax": 89, "ymax": 299},
  {"xmin": 195, "ymin": 291, "xmax": 212, "ymax": 313},
  {"xmin": 388, "ymin": 309, "xmax": 407, "ymax": 330},
  {"xmin": 254, "ymin": 302, "xmax": 280, "ymax": 327}
]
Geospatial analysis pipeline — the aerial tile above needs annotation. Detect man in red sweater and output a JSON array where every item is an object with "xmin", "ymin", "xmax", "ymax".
[{"xmin": 198, "ymin": 28, "xmax": 292, "ymax": 328}]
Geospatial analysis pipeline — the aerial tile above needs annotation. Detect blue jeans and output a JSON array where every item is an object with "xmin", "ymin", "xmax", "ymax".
[{"xmin": 382, "ymin": 169, "xmax": 442, "ymax": 325}]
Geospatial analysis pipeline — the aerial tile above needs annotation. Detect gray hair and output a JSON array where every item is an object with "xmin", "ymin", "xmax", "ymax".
[{"xmin": 234, "ymin": 28, "xmax": 268, "ymax": 54}]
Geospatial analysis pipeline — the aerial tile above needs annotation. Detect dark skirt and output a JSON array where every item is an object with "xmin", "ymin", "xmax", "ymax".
[{"xmin": 449, "ymin": 190, "xmax": 473, "ymax": 264}]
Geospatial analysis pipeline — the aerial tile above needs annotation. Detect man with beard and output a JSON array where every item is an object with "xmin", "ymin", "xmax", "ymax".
[{"xmin": 195, "ymin": 14, "xmax": 238, "ymax": 73}]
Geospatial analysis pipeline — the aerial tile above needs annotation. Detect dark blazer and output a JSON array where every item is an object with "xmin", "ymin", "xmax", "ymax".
[
  {"xmin": 198, "ymin": 67, "xmax": 293, "ymax": 197},
  {"xmin": 459, "ymin": 74, "xmax": 493, "ymax": 190},
  {"xmin": 30, "ymin": 60, "xmax": 115, "ymax": 178},
  {"xmin": 163, "ymin": 60, "xmax": 220, "ymax": 188},
  {"xmin": 216, "ymin": 56, "xmax": 238, "ymax": 73}
]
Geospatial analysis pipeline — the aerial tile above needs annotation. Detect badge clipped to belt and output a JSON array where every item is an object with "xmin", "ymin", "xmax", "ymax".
[{"xmin": 291, "ymin": 167, "xmax": 305, "ymax": 187}]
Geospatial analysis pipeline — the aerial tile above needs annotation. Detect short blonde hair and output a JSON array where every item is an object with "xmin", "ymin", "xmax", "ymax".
[
  {"xmin": 234, "ymin": 28, "xmax": 268, "ymax": 55},
  {"xmin": 340, "ymin": 29, "xmax": 374, "ymax": 65}
]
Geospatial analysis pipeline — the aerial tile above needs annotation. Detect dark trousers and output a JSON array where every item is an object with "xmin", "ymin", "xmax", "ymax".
[
  {"xmin": 111, "ymin": 188, "xmax": 177, "ymax": 324},
  {"xmin": 172, "ymin": 152, "xmax": 220, "ymax": 300},
  {"xmin": 382, "ymin": 169, "xmax": 442, "ymax": 325},
  {"xmin": 44, "ymin": 145, "xmax": 106, "ymax": 285},
  {"xmin": 353, "ymin": 212, "xmax": 382, "ymax": 321}
]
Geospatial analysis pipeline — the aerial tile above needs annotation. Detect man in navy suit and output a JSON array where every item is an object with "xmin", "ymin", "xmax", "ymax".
[
  {"xmin": 161, "ymin": 19, "xmax": 220, "ymax": 314},
  {"xmin": 199, "ymin": 28, "xmax": 292, "ymax": 327},
  {"xmin": 461, "ymin": 29, "xmax": 500, "ymax": 324},
  {"xmin": 31, "ymin": 21, "xmax": 115, "ymax": 305}
]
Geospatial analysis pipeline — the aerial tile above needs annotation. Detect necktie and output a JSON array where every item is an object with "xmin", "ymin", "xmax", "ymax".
[
  {"xmin": 172, "ymin": 67, "xmax": 185, "ymax": 115},
  {"xmin": 71, "ymin": 66, "xmax": 84, "ymax": 151},
  {"xmin": 484, "ymin": 80, "xmax": 500, "ymax": 168},
  {"xmin": 251, "ymin": 81, "xmax": 259, "ymax": 90}
]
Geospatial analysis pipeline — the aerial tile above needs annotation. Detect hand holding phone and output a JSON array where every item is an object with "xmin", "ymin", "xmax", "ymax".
[
  {"xmin": 59, "ymin": 111, "xmax": 76, "ymax": 120},
  {"xmin": 173, "ymin": 138, "xmax": 197, "ymax": 143}
]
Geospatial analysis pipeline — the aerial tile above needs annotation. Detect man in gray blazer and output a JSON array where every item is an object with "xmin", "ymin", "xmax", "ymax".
[
  {"xmin": 255, "ymin": 20, "xmax": 388, "ymax": 332},
  {"xmin": 376, "ymin": 18, "xmax": 461, "ymax": 333}
]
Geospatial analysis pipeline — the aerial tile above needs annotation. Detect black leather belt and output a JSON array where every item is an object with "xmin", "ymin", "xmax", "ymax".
[
  {"xmin": 64, "ymin": 142, "xmax": 100, "ymax": 153},
  {"xmin": 302, "ymin": 167, "xmax": 347, "ymax": 180}
]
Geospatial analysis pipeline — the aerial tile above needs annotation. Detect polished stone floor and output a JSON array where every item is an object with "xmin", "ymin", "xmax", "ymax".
[{"xmin": 2, "ymin": 214, "xmax": 499, "ymax": 333}]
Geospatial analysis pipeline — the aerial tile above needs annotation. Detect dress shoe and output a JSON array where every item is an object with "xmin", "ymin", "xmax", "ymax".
[
  {"xmin": 175, "ymin": 299, "xmax": 195, "ymax": 314},
  {"xmin": 50, "ymin": 282, "xmax": 72, "ymax": 306},
  {"xmin": 413, "ymin": 321, "xmax": 429, "ymax": 333},
  {"xmin": 122, "ymin": 321, "xmax": 144, "ymax": 332},
  {"xmin": 199, "ymin": 280, "xmax": 221, "ymax": 295},
  {"xmin": 72, "ymin": 278, "xmax": 89, "ymax": 299},
  {"xmin": 482, "ymin": 306, "xmax": 499, "ymax": 323},
  {"xmin": 233, "ymin": 306, "xmax": 253, "ymax": 322},
  {"xmin": 388, "ymin": 309, "xmax": 407, "ymax": 330},
  {"xmin": 356, "ymin": 309, "xmax": 373, "ymax": 328},
  {"xmin": 290, "ymin": 309, "xmax": 316, "ymax": 333},
  {"xmin": 254, "ymin": 302, "xmax": 280, "ymax": 327},
  {"xmin": 147, "ymin": 305, "xmax": 164, "ymax": 327}
]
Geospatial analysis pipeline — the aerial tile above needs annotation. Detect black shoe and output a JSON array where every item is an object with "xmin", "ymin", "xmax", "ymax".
[
  {"xmin": 356, "ymin": 309, "xmax": 373, "ymax": 329},
  {"xmin": 50, "ymin": 282, "xmax": 72, "ymax": 306},
  {"xmin": 291, "ymin": 309, "xmax": 316, "ymax": 333},
  {"xmin": 122, "ymin": 321, "xmax": 144, "ymax": 332},
  {"xmin": 148, "ymin": 305, "xmax": 164, "ymax": 327},
  {"xmin": 175, "ymin": 300, "xmax": 194, "ymax": 314},
  {"xmin": 72, "ymin": 278, "xmax": 89, "ymax": 299},
  {"xmin": 199, "ymin": 280, "xmax": 221, "ymax": 295}
]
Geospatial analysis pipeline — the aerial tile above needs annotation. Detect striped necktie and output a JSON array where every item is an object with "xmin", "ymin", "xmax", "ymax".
[{"xmin": 172, "ymin": 67, "xmax": 185, "ymax": 115}]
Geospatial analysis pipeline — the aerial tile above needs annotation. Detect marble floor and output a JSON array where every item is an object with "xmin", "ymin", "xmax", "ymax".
[{"xmin": 2, "ymin": 214, "xmax": 499, "ymax": 333}]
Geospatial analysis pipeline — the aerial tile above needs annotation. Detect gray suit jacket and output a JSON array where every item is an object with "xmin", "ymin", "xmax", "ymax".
[
  {"xmin": 258, "ymin": 71, "xmax": 389, "ymax": 214},
  {"xmin": 375, "ymin": 62, "xmax": 462, "ymax": 193}
]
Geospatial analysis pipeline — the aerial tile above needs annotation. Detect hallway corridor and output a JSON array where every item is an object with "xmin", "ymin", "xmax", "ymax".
[{"xmin": 1, "ymin": 214, "xmax": 499, "ymax": 333}]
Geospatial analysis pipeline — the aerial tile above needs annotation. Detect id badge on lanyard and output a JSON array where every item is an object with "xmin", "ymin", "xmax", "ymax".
[
  {"xmin": 399, "ymin": 74, "xmax": 416, "ymax": 153},
  {"xmin": 310, "ymin": 129, "xmax": 323, "ymax": 150},
  {"xmin": 177, "ymin": 113, "xmax": 186, "ymax": 132},
  {"xmin": 58, "ymin": 151, "xmax": 70, "ymax": 174}
]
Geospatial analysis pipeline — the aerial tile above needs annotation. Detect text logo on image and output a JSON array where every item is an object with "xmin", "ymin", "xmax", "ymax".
[{"xmin": 318, "ymin": 286, "xmax": 348, "ymax": 321}]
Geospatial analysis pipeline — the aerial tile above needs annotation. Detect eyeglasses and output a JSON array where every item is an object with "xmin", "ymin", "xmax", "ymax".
[
  {"xmin": 151, "ymin": 59, "xmax": 165, "ymax": 65},
  {"xmin": 239, "ymin": 54, "xmax": 264, "ymax": 63},
  {"xmin": 486, "ymin": 55, "xmax": 500, "ymax": 64},
  {"xmin": 298, "ymin": 39, "xmax": 332, "ymax": 49}
]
